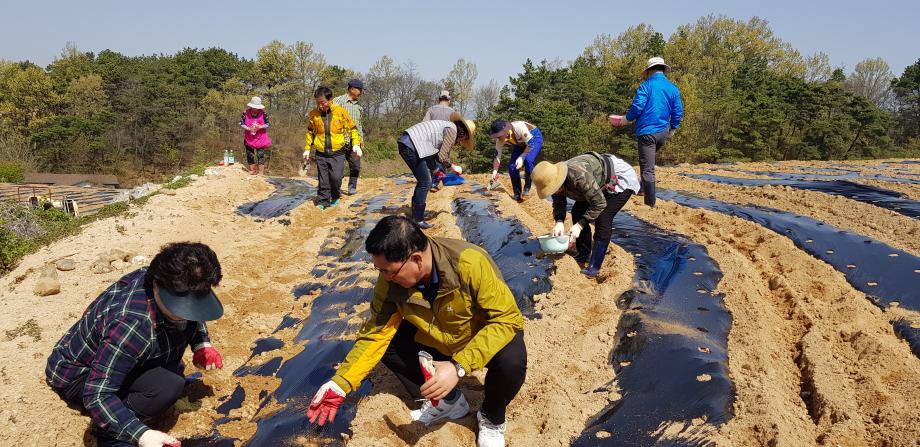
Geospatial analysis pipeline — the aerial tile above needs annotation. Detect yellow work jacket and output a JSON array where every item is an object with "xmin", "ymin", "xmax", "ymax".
[
  {"xmin": 304, "ymin": 104, "xmax": 361, "ymax": 153},
  {"xmin": 331, "ymin": 237, "xmax": 525, "ymax": 393}
]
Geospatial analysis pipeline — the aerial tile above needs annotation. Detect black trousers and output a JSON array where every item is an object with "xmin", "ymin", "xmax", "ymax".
[
  {"xmin": 244, "ymin": 144, "xmax": 267, "ymax": 165},
  {"xmin": 344, "ymin": 144, "xmax": 361, "ymax": 180},
  {"xmin": 55, "ymin": 366, "xmax": 185, "ymax": 446},
  {"xmin": 315, "ymin": 150, "xmax": 346, "ymax": 206},
  {"xmin": 381, "ymin": 321, "xmax": 527, "ymax": 424},
  {"xmin": 570, "ymin": 190, "xmax": 634, "ymax": 262}
]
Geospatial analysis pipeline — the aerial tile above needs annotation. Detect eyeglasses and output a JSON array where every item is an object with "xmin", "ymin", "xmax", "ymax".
[{"xmin": 377, "ymin": 257, "xmax": 409, "ymax": 279}]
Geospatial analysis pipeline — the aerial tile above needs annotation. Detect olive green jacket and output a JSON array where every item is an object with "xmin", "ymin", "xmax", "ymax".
[{"xmin": 331, "ymin": 237, "xmax": 524, "ymax": 393}]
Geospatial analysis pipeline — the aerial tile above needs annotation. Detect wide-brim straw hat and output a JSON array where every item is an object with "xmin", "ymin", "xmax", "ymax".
[
  {"xmin": 533, "ymin": 161, "xmax": 568, "ymax": 199},
  {"xmin": 450, "ymin": 111, "xmax": 476, "ymax": 150},
  {"xmin": 247, "ymin": 96, "xmax": 265, "ymax": 109},
  {"xmin": 643, "ymin": 56, "xmax": 670, "ymax": 74}
]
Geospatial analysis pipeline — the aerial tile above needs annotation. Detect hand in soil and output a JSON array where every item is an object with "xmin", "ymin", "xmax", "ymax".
[{"xmin": 307, "ymin": 381, "xmax": 346, "ymax": 426}]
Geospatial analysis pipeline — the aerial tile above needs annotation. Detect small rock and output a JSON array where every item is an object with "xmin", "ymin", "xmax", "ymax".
[
  {"xmin": 131, "ymin": 255, "xmax": 149, "ymax": 264},
  {"xmin": 189, "ymin": 174, "xmax": 199, "ymax": 180},
  {"xmin": 90, "ymin": 258, "xmax": 114, "ymax": 274},
  {"xmin": 112, "ymin": 260, "xmax": 129, "ymax": 270},
  {"xmin": 162, "ymin": 189, "xmax": 177, "ymax": 196},
  {"xmin": 34, "ymin": 277, "xmax": 61, "ymax": 296},
  {"xmin": 55, "ymin": 259, "xmax": 76, "ymax": 271},
  {"xmin": 39, "ymin": 264, "xmax": 59, "ymax": 279},
  {"xmin": 172, "ymin": 175, "xmax": 183, "ymax": 183}
]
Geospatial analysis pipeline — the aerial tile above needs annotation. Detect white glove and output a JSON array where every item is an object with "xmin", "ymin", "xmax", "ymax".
[
  {"xmin": 569, "ymin": 223, "xmax": 583, "ymax": 240},
  {"xmin": 491, "ymin": 170, "xmax": 499, "ymax": 181},
  {"xmin": 451, "ymin": 164, "xmax": 463, "ymax": 175},
  {"xmin": 552, "ymin": 222, "xmax": 565, "ymax": 237},
  {"xmin": 303, "ymin": 150, "xmax": 310, "ymax": 161},
  {"xmin": 514, "ymin": 157, "xmax": 524, "ymax": 170},
  {"xmin": 138, "ymin": 429, "xmax": 179, "ymax": 447},
  {"xmin": 353, "ymin": 145, "xmax": 362, "ymax": 158}
]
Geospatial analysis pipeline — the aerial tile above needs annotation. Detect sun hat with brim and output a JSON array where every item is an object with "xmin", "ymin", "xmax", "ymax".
[
  {"xmin": 643, "ymin": 56, "xmax": 670, "ymax": 73},
  {"xmin": 158, "ymin": 287, "xmax": 224, "ymax": 322},
  {"xmin": 533, "ymin": 160, "xmax": 568, "ymax": 199},
  {"xmin": 450, "ymin": 111, "xmax": 477, "ymax": 150},
  {"xmin": 247, "ymin": 96, "xmax": 265, "ymax": 110}
]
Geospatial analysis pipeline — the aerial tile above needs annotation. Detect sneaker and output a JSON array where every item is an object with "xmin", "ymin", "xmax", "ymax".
[
  {"xmin": 513, "ymin": 194, "xmax": 523, "ymax": 202},
  {"xmin": 477, "ymin": 411, "xmax": 506, "ymax": 447},
  {"xmin": 316, "ymin": 204, "xmax": 327, "ymax": 210},
  {"xmin": 523, "ymin": 186, "xmax": 531, "ymax": 196},
  {"xmin": 347, "ymin": 186, "xmax": 357, "ymax": 195},
  {"xmin": 410, "ymin": 393, "xmax": 469, "ymax": 425},
  {"xmin": 330, "ymin": 199, "xmax": 340, "ymax": 207}
]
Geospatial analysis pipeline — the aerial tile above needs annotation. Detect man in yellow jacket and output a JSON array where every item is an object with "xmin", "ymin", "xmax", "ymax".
[
  {"xmin": 307, "ymin": 215, "xmax": 526, "ymax": 447},
  {"xmin": 303, "ymin": 86, "xmax": 361, "ymax": 209}
]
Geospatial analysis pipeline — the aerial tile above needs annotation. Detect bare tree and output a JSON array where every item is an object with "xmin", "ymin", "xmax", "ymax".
[
  {"xmin": 471, "ymin": 80, "xmax": 501, "ymax": 119},
  {"xmin": 847, "ymin": 57, "xmax": 894, "ymax": 109},
  {"xmin": 288, "ymin": 41, "xmax": 326, "ymax": 116},
  {"xmin": 803, "ymin": 52, "xmax": 833, "ymax": 83},
  {"xmin": 443, "ymin": 58, "xmax": 478, "ymax": 115}
]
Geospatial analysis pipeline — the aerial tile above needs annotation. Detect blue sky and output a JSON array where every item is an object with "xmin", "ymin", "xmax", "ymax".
[{"xmin": 3, "ymin": 0, "xmax": 918, "ymax": 85}]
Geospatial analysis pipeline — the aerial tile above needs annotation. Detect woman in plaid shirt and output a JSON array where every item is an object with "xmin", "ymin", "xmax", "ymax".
[{"xmin": 46, "ymin": 243, "xmax": 225, "ymax": 447}]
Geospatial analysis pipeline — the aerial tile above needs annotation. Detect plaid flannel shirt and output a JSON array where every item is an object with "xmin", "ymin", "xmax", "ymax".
[
  {"xmin": 333, "ymin": 94, "xmax": 364, "ymax": 145},
  {"xmin": 45, "ymin": 268, "xmax": 209, "ymax": 443}
]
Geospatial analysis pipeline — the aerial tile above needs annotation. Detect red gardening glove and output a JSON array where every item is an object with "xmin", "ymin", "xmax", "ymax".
[
  {"xmin": 433, "ymin": 169, "xmax": 446, "ymax": 181},
  {"xmin": 192, "ymin": 343, "xmax": 223, "ymax": 370},
  {"xmin": 307, "ymin": 380, "xmax": 346, "ymax": 426}
]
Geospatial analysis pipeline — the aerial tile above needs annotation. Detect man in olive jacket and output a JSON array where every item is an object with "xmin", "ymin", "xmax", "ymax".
[{"xmin": 307, "ymin": 215, "xmax": 526, "ymax": 447}]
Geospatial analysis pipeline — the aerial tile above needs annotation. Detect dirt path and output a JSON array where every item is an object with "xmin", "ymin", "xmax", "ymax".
[{"xmin": 2, "ymin": 160, "xmax": 919, "ymax": 446}]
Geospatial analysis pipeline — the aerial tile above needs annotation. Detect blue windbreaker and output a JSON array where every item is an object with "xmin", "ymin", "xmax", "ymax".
[{"xmin": 625, "ymin": 72, "xmax": 684, "ymax": 137}]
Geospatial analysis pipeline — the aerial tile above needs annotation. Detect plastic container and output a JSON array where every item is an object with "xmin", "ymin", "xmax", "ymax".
[
  {"xmin": 537, "ymin": 234, "xmax": 570, "ymax": 254},
  {"xmin": 608, "ymin": 114, "xmax": 626, "ymax": 126}
]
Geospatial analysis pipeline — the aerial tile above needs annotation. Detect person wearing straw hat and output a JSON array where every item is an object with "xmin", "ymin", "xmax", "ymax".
[
  {"xmin": 532, "ymin": 153, "xmax": 639, "ymax": 278},
  {"xmin": 423, "ymin": 90, "xmax": 456, "ymax": 191},
  {"xmin": 333, "ymin": 79, "xmax": 365, "ymax": 195},
  {"xmin": 240, "ymin": 96, "xmax": 273, "ymax": 175},
  {"xmin": 612, "ymin": 56, "xmax": 683, "ymax": 208},
  {"xmin": 46, "ymin": 242, "xmax": 225, "ymax": 447},
  {"xmin": 396, "ymin": 112, "xmax": 476, "ymax": 229},
  {"xmin": 489, "ymin": 119, "xmax": 544, "ymax": 202}
]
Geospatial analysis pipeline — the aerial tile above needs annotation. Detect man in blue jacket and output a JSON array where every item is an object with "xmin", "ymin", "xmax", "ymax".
[{"xmin": 622, "ymin": 57, "xmax": 683, "ymax": 207}]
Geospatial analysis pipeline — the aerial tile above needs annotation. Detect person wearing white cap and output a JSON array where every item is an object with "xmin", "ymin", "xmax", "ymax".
[
  {"xmin": 611, "ymin": 56, "xmax": 683, "ymax": 207},
  {"xmin": 423, "ymin": 90, "xmax": 456, "ymax": 191},
  {"xmin": 240, "ymin": 96, "xmax": 272, "ymax": 175},
  {"xmin": 423, "ymin": 90, "xmax": 455, "ymax": 122}
]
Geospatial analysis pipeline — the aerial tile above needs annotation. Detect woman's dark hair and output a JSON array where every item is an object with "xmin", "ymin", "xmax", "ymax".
[
  {"xmin": 145, "ymin": 242, "xmax": 222, "ymax": 295},
  {"xmin": 314, "ymin": 86, "xmax": 333, "ymax": 100},
  {"xmin": 365, "ymin": 215, "xmax": 429, "ymax": 262}
]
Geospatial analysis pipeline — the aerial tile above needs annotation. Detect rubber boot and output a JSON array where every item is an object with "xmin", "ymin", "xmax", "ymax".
[
  {"xmin": 348, "ymin": 177, "xmax": 358, "ymax": 195},
  {"xmin": 413, "ymin": 204, "xmax": 433, "ymax": 229},
  {"xmin": 642, "ymin": 180, "xmax": 656, "ymax": 207},
  {"xmin": 581, "ymin": 241, "xmax": 609, "ymax": 278}
]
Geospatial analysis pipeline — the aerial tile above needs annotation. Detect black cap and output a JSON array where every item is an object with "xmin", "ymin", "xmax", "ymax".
[
  {"xmin": 347, "ymin": 79, "xmax": 364, "ymax": 90},
  {"xmin": 490, "ymin": 120, "xmax": 509, "ymax": 137},
  {"xmin": 158, "ymin": 287, "xmax": 223, "ymax": 322}
]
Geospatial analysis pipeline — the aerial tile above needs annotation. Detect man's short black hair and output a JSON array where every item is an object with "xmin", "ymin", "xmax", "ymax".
[
  {"xmin": 145, "ymin": 242, "xmax": 222, "ymax": 295},
  {"xmin": 365, "ymin": 215, "xmax": 429, "ymax": 262},
  {"xmin": 314, "ymin": 86, "xmax": 333, "ymax": 100}
]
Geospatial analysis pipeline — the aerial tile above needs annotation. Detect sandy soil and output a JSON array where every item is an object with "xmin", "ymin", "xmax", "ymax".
[{"xmin": 1, "ymin": 159, "xmax": 919, "ymax": 446}]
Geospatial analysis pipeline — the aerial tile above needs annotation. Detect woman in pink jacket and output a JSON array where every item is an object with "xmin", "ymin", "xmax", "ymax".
[{"xmin": 240, "ymin": 97, "xmax": 273, "ymax": 175}]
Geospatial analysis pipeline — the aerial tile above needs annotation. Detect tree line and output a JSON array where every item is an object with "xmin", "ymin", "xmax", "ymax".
[{"xmin": 1, "ymin": 15, "xmax": 918, "ymax": 185}]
